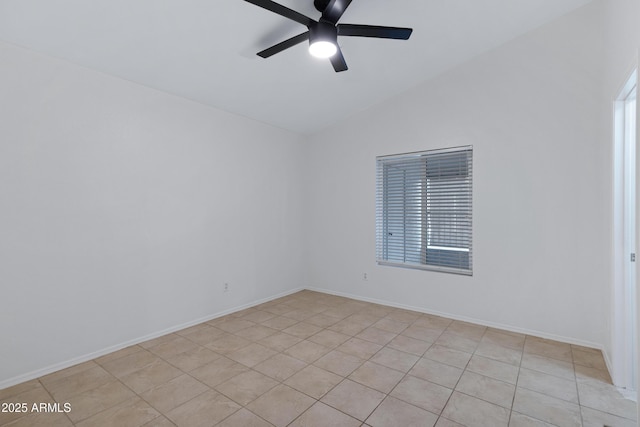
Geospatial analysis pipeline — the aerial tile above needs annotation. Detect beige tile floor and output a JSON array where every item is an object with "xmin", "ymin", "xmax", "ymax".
[{"xmin": 0, "ymin": 290, "xmax": 637, "ymax": 427}]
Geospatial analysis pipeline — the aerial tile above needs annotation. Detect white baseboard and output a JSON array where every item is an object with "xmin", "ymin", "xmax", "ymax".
[
  {"xmin": 306, "ymin": 286, "xmax": 606, "ymax": 351},
  {"xmin": 1, "ymin": 285, "xmax": 612, "ymax": 390},
  {"xmin": 0, "ymin": 287, "xmax": 304, "ymax": 390},
  {"xmin": 602, "ymin": 347, "xmax": 614, "ymax": 382}
]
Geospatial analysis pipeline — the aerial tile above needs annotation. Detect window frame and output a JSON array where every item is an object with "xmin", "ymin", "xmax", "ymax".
[{"xmin": 376, "ymin": 146, "xmax": 473, "ymax": 275}]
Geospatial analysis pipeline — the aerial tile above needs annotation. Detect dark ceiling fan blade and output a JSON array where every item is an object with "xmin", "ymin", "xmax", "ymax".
[
  {"xmin": 330, "ymin": 47, "xmax": 348, "ymax": 72},
  {"xmin": 244, "ymin": 0, "xmax": 313, "ymax": 27},
  {"xmin": 321, "ymin": 0, "xmax": 353, "ymax": 25},
  {"xmin": 338, "ymin": 24, "xmax": 413, "ymax": 40},
  {"xmin": 257, "ymin": 32, "xmax": 310, "ymax": 58}
]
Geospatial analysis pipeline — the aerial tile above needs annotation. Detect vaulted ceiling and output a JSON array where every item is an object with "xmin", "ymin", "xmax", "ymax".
[{"xmin": 0, "ymin": 0, "xmax": 594, "ymax": 133}]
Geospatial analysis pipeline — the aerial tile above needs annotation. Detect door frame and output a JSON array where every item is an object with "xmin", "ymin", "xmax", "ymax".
[{"xmin": 612, "ymin": 66, "xmax": 638, "ymax": 390}]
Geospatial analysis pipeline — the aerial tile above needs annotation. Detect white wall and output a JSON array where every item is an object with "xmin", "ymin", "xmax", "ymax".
[
  {"xmin": 303, "ymin": 2, "xmax": 607, "ymax": 346},
  {"xmin": 0, "ymin": 41, "xmax": 304, "ymax": 386}
]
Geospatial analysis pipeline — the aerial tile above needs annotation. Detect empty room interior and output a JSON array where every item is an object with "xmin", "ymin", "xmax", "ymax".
[{"xmin": 1, "ymin": 0, "xmax": 640, "ymax": 426}]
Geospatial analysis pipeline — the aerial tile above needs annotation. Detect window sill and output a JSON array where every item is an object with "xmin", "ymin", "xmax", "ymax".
[{"xmin": 377, "ymin": 260, "xmax": 473, "ymax": 276}]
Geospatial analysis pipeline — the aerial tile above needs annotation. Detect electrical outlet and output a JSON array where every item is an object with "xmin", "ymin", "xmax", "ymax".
[
  {"xmin": 224, "ymin": 282, "xmax": 229, "ymax": 292},
  {"xmin": 363, "ymin": 273, "xmax": 368, "ymax": 281}
]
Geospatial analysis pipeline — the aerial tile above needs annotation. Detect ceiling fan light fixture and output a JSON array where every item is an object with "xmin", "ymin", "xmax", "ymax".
[
  {"xmin": 309, "ymin": 40, "xmax": 337, "ymax": 58},
  {"xmin": 308, "ymin": 21, "xmax": 338, "ymax": 58}
]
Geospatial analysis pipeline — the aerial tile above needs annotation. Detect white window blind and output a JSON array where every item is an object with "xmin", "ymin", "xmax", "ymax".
[{"xmin": 376, "ymin": 146, "xmax": 473, "ymax": 275}]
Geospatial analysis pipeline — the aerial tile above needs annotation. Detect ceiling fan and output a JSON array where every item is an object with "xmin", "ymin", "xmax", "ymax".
[{"xmin": 243, "ymin": 0, "xmax": 413, "ymax": 72}]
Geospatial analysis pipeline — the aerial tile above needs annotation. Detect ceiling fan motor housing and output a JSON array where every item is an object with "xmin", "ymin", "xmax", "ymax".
[
  {"xmin": 314, "ymin": 0, "xmax": 332, "ymax": 13},
  {"xmin": 310, "ymin": 21, "xmax": 338, "ymax": 46}
]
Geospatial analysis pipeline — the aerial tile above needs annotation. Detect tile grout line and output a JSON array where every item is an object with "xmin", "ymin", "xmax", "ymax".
[
  {"xmin": 39, "ymin": 379, "xmax": 76, "ymax": 427},
  {"xmin": 507, "ymin": 333, "xmax": 526, "ymax": 427},
  {"xmin": 571, "ymin": 346, "xmax": 586, "ymax": 427},
  {"xmin": 436, "ymin": 323, "xmax": 488, "ymax": 426},
  {"xmin": 359, "ymin": 321, "xmax": 429, "ymax": 425}
]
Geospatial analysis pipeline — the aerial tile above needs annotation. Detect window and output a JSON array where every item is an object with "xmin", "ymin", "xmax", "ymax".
[{"xmin": 376, "ymin": 146, "xmax": 473, "ymax": 275}]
